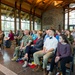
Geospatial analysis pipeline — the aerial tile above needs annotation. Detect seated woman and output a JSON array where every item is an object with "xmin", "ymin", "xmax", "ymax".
[
  {"xmin": 65, "ymin": 30, "xmax": 74, "ymax": 44},
  {"xmin": 4, "ymin": 30, "xmax": 14, "ymax": 48},
  {"xmin": 48, "ymin": 34, "xmax": 72, "ymax": 75},
  {"xmin": 31, "ymin": 30, "xmax": 38, "ymax": 44},
  {"xmin": 22, "ymin": 30, "xmax": 43, "ymax": 67},
  {"xmin": 8, "ymin": 30, "xmax": 14, "ymax": 41}
]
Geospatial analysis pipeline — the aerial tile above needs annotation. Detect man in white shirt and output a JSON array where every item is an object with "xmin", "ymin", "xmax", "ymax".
[{"xmin": 33, "ymin": 29, "xmax": 58, "ymax": 75}]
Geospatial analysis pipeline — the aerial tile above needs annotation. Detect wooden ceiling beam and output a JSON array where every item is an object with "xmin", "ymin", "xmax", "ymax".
[
  {"xmin": 44, "ymin": 0, "xmax": 53, "ymax": 10},
  {"xmin": 34, "ymin": 0, "xmax": 45, "ymax": 10},
  {"xmin": 42, "ymin": 0, "xmax": 54, "ymax": 12},
  {"xmin": 2, "ymin": 0, "xmax": 75, "ymax": 18},
  {"xmin": 24, "ymin": 0, "xmax": 31, "ymax": 5},
  {"xmin": 15, "ymin": 0, "xmax": 19, "ymax": 3},
  {"xmin": 1, "ymin": 0, "xmax": 41, "ymax": 18},
  {"xmin": 62, "ymin": 1, "xmax": 75, "ymax": 8},
  {"xmin": 24, "ymin": 0, "xmax": 43, "ymax": 11}
]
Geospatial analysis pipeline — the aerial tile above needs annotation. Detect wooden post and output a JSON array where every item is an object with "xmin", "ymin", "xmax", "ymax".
[
  {"xmin": 14, "ymin": 2, "xmax": 17, "ymax": 33},
  {"xmin": 30, "ymin": 15, "xmax": 32, "ymax": 30},
  {"xmin": 18, "ymin": 1, "xmax": 21, "ymax": 29},
  {"xmin": 67, "ymin": 5, "xmax": 69, "ymax": 30},
  {"xmin": 32, "ymin": 8, "xmax": 35, "ymax": 30},
  {"xmin": 0, "ymin": 0, "xmax": 1, "ymax": 30},
  {"xmin": 41, "ymin": 13, "xmax": 43, "ymax": 31},
  {"xmin": 63, "ymin": 8, "xmax": 65, "ymax": 30},
  {"xmin": 29, "ymin": 8, "xmax": 32, "ymax": 30}
]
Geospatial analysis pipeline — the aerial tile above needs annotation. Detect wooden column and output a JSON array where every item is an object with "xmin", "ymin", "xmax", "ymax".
[
  {"xmin": 0, "ymin": 0, "xmax": 1, "ymax": 30},
  {"xmin": 14, "ymin": 2, "xmax": 17, "ymax": 33},
  {"xmin": 63, "ymin": 8, "xmax": 65, "ymax": 30},
  {"xmin": 18, "ymin": 2, "xmax": 21, "ymax": 29},
  {"xmin": 30, "ymin": 15, "xmax": 32, "ymax": 30},
  {"xmin": 29, "ymin": 8, "xmax": 32, "ymax": 30},
  {"xmin": 67, "ymin": 5, "xmax": 69, "ymax": 30},
  {"xmin": 41, "ymin": 18, "xmax": 42, "ymax": 31},
  {"xmin": 41, "ymin": 13, "xmax": 43, "ymax": 31},
  {"xmin": 32, "ymin": 16, "xmax": 34, "ymax": 30},
  {"xmin": 32, "ymin": 8, "xmax": 35, "ymax": 30}
]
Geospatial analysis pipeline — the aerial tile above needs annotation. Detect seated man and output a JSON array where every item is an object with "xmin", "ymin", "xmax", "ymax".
[
  {"xmin": 11, "ymin": 29, "xmax": 32, "ymax": 61},
  {"xmin": 15, "ymin": 29, "xmax": 23, "ymax": 46},
  {"xmin": 33, "ymin": 29, "xmax": 58, "ymax": 75}
]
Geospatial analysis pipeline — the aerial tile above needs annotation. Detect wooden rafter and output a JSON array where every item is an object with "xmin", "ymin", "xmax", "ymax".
[
  {"xmin": 15, "ymin": 0, "xmax": 19, "ymax": 3},
  {"xmin": 34, "ymin": 0, "xmax": 45, "ymax": 10},
  {"xmin": 44, "ymin": 0, "xmax": 54, "ymax": 10},
  {"xmin": 1, "ymin": 0, "xmax": 75, "ymax": 18},
  {"xmin": 42, "ymin": 0, "xmax": 54, "ymax": 13}
]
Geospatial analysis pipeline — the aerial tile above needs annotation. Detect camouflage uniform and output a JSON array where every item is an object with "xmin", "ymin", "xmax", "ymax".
[{"xmin": 14, "ymin": 35, "xmax": 32, "ymax": 58}]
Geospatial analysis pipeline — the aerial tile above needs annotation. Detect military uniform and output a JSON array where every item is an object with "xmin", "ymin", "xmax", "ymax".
[{"xmin": 14, "ymin": 35, "xmax": 32, "ymax": 58}]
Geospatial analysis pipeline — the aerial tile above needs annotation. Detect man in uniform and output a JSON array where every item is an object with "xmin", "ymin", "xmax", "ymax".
[{"xmin": 12, "ymin": 29, "xmax": 32, "ymax": 61}]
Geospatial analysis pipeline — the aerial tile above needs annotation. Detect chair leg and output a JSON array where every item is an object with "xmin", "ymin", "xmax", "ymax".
[
  {"xmin": 72, "ymin": 63, "xmax": 74, "ymax": 72},
  {"xmin": 68, "ymin": 62, "xmax": 74, "ymax": 75}
]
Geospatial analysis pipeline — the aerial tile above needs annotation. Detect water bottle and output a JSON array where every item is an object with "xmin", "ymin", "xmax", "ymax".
[{"xmin": 46, "ymin": 64, "xmax": 50, "ymax": 71}]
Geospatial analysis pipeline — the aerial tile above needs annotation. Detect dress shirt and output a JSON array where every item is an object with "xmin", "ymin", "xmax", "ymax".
[{"xmin": 44, "ymin": 36, "xmax": 58, "ymax": 51}]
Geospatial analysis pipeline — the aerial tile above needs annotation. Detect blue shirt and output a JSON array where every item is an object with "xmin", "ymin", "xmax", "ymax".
[
  {"xmin": 56, "ymin": 35, "xmax": 59, "ymax": 41},
  {"xmin": 32, "ymin": 34, "xmax": 37, "ymax": 40}
]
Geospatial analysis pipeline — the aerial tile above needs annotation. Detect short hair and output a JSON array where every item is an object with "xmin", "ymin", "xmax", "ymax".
[
  {"xmin": 37, "ymin": 30, "xmax": 43, "ymax": 38},
  {"xmin": 51, "ymin": 29, "xmax": 55, "ymax": 33}
]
